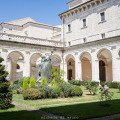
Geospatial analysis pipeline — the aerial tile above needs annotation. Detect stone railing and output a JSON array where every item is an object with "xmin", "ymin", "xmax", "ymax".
[{"xmin": 0, "ymin": 32, "xmax": 64, "ymax": 48}]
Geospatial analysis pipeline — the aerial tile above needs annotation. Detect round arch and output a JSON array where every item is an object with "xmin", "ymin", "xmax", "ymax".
[
  {"xmin": 97, "ymin": 48, "xmax": 113, "ymax": 82},
  {"xmin": 80, "ymin": 52, "xmax": 92, "ymax": 81},
  {"xmin": 50, "ymin": 54, "xmax": 61, "ymax": 67},
  {"xmin": 30, "ymin": 53, "xmax": 41, "ymax": 79},
  {"xmin": 65, "ymin": 54, "xmax": 75, "ymax": 80},
  {"xmin": 7, "ymin": 51, "xmax": 24, "ymax": 81}
]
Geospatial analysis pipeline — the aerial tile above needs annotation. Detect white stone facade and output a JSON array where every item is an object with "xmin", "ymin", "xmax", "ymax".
[{"xmin": 0, "ymin": 0, "xmax": 120, "ymax": 82}]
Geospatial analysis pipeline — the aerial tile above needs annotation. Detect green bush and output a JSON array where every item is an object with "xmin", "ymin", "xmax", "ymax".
[
  {"xmin": 23, "ymin": 88, "xmax": 41, "ymax": 100},
  {"xmin": 69, "ymin": 80, "xmax": 82, "ymax": 86},
  {"xmin": 84, "ymin": 81, "xmax": 98, "ymax": 95},
  {"xmin": 59, "ymin": 83, "xmax": 83, "ymax": 98},
  {"xmin": 29, "ymin": 77, "xmax": 36, "ymax": 88},
  {"xmin": 99, "ymin": 85, "xmax": 114, "ymax": 106},
  {"xmin": 22, "ymin": 77, "xmax": 29, "ymax": 90},
  {"xmin": 107, "ymin": 82, "xmax": 120, "ymax": 89},
  {"xmin": 50, "ymin": 79, "xmax": 57, "ymax": 86},
  {"xmin": 71, "ymin": 85, "xmax": 83, "ymax": 96},
  {"xmin": 41, "ymin": 76, "xmax": 47, "ymax": 86},
  {"xmin": 39, "ymin": 85, "xmax": 58, "ymax": 98},
  {"xmin": 118, "ymin": 83, "xmax": 120, "ymax": 91},
  {"xmin": 10, "ymin": 79, "xmax": 23, "ymax": 94},
  {"xmin": 0, "ymin": 57, "xmax": 12, "ymax": 109}
]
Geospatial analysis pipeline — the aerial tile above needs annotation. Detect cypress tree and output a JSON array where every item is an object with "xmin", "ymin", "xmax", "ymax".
[{"xmin": 0, "ymin": 57, "xmax": 12, "ymax": 109}]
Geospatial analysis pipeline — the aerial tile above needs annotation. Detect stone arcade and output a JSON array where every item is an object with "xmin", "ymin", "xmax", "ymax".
[{"xmin": 0, "ymin": 0, "xmax": 120, "ymax": 82}]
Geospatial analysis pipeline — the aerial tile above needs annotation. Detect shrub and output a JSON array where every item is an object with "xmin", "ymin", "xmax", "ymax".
[
  {"xmin": 22, "ymin": 77, "xmax": 29, "ymax": 90},
  {"xmin": 41, "ymin": 76, "xmax": 47, "ymax": 86},
  {"xmin": 107, "ymin": 82, "xmax": 120, "ymax": 89},
  {"xmin": 39, "ymin": 85, "xmax": 58, "ymax": 98},
  {"xmin": 23, "ymin": 88, "xmax": 41, "ymax": 100},
  {"xmin": 69, "ymin": 80, "xmax": 82, "ymax": 86},
  {"xmin": 118, "ymin": 83, "xmax": 120, "ymax": 91},
  {"xmin": 51, "ymin": 84, "xmax": 61, "ymax": 97},
  {"xmin": 50, "ymin": 79, "xmax": 57, "ymax": 86},
  {"xmin": 50, "ymin": 65, "xmax": 64, "ymax": 83},
  {"xmin": 59, "ymin": 83, "xmax": 83, "ymax": 98},
  {"xmin": 60, "ymin": 78, "xmax": 65, "ymax": 84},
  {"xmin": 84, "ymin": 81, "xmax": 98, "ymax": 95},
  {"xmin": 10, "ymin": 79, "xmax": 23, "ymax": 94},
  {"xmin": 99, "ymin": 85, "xmax": 114, "ymax": 106},
  {"xmin": 71, "ymin": 85, "xmax": 83, "ymax": 96},
  {"xmin": 29, "ymin": 77, "xmax": 36, "ymax": 88},
  {"xmin": 0, "ymin": 57, "xmax": 12, "ymax": 109}
]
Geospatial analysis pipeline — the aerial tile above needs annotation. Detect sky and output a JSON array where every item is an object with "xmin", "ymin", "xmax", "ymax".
[{"xmin": 0, "ymin": 0, "xmax": 69, "ymax": 25}]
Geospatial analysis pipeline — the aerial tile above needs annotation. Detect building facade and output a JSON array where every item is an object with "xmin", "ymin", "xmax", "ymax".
[{"xmin": 0, "ymin": 0, "xmax": 120, "ymax": 82}]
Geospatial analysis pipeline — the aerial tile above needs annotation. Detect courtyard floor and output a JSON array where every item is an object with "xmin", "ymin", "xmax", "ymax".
[{"xmin": 0, "ymin": 88, "xmax": 120, "ymax": 120}]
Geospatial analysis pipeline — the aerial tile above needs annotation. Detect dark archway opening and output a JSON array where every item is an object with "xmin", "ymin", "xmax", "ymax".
[{"xmin": 99, "ymin": 60, "xmax": 106, "ymax": 82}]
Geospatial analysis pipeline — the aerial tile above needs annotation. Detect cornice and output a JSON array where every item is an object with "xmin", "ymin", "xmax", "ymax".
[
  {"xmin": 59, "ymin": 0, "xmax": 108, "ymax": 20},
  {"xmin": 64, "ymin": 35, "xmax": 120, "ymax": 51}
]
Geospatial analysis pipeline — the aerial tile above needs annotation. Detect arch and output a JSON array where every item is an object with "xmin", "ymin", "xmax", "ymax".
[
  {"xmin": 7, "ymin": 51, "xmax": 24, "ymax": 81},
  {"xmin": 97, "ymin": 48, "xmax": 113, "ymax": 82},
  {"xmin": 50, "ymin": 54, "xmax": 61, "ymax": 67},
  {"xmin": 66, "ymin": 54, "xmax": 75, "ymax": 80},
  {"xmin": 80, "ymin": 52, "xmax": 92, "ymax": 81},
  {"xmin": 30, "ymin": 53, "xmax": 41, "ymax": 79},
  {"xmin": 8, "ymin": 51, "xmax": 24, "ymax": 60},
  {"xmin": 65, "ymin": 54, "xmax": 75, "ymax": 62}
]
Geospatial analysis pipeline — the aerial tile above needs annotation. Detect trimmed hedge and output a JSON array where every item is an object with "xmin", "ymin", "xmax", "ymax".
[
  {"xmin": 23, "ymin": 88, "xmax": 41, "ymax": 100},
  {"xmin": 60, "ymin": 83, "xmax": 83, "ymax": 98},
  {"xmin": 69, "ymin": 80, "xmax": 99, "ymax": 87},
  {"xmin": 107, "ymin": 82, "xmax": 120, "ymax": 89}
]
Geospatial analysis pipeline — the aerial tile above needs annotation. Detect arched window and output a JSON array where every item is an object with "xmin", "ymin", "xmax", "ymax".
[{"xmin": 16, "ymin": 64, "xmax": 20, "ymax": 70}]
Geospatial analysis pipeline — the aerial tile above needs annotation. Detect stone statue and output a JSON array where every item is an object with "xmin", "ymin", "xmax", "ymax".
[{"xmin": 36, "ymin": 54, "xmax": 52, "ymax": 82}]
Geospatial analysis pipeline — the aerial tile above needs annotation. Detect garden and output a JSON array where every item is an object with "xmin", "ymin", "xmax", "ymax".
[{"xmin": 0, "ymin": 56, "xmax": 120, "ymax": 120}]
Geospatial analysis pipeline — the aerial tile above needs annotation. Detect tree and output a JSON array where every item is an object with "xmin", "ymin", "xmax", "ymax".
[
  {"xmin": 0, "ymin": 57, "xmax": 12, "ymax": 109},
  {"xmin": 50, "ymin": 65, "xmax": 64, "ymax": 83}
]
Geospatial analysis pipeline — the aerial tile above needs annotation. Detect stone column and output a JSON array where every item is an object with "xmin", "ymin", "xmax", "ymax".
[
  {"xmin": 23, "ymin": 52, "xmax": 31, "ymax": 77},
  {"xmin": 63, "ymin": 62, "xmax": 68, "ymax": 82},
  {"xmin": 112, "ymin": 50, "xmax": 120, "ymax": 82},
  {"xmin": 92, "ymin": 55, "xmax": 99, "ymax": 82},
  {"xmin": 75, "ymin": 56, "xmax": 82, "ymax": 80}
]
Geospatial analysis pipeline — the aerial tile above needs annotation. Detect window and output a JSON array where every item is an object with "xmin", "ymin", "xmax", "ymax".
[
  {"xmin": 83, "ymin": 19, "xmax": 86, "ymax": 27},
  {"xmin": 100, "ymin": 12, "xmax": 105, "ymax": 21},
  {"xmin": 68, "ymin": 24, "xmax": 71, "ymax": 32},
  {"xmin": 16, "ymin": 64, "xmax": 20, "ymax": 70},
  {"xmin": 69, "ymin": 62, "xmax": 72, "ymax": 66},
  {"xmin": 68, "ymin": 41, "xmax": 71, "ymax": 46},
  {"xmin": 83, "ymin": 38, "xmax": 87, "ymax": 43},
  {"xmin": 101, "ymin": 33, "xmax": 105, "ymax": 39}
]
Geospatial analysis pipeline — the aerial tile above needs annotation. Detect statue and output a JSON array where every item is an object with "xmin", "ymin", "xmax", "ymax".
[{"xmin": 36, "ymin": 54, "xmax": 52, "ymax": 82}]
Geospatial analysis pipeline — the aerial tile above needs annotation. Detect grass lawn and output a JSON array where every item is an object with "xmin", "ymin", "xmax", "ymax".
[
  {"xmin": 0, "ymin": 88, "xmax": 120, "ymax": 120},
  {"xmin": 41, "ymin": 99, "xmax": 120, "ymax": 120}
]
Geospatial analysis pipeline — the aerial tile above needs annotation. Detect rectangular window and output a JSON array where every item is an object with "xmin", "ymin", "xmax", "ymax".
[
  {"xmin": 100, "ymin": 12, "xmax": 105, "ymax": 21},
  {"xmin": 83, "ymin": 19, "xmax": 86, "ymax": 27},
  {"xmin": 101, "ymin": 33, "xmax": 105, "ymax": 39},
  {"xmin": 68, "ymin": 24, "xmax": 71, "ymax": 32},
  {"xmin": 83, "ymin": 38, "xmax": 87, "ymax": 43}
]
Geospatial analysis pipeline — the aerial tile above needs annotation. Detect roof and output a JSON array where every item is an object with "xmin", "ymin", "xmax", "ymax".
[
  {"xmin": 1, "ymin": 17, "xmax": 61, "ymax": 30},
  {"xmin": 7, "ymin": 17, "xmax": 36, "ymax": 26}
]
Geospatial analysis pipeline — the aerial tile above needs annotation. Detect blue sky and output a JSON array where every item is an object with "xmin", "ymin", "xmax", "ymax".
[{"xmin": 0, "ymin": 0, "xmax": 69, "ymax": 25}]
